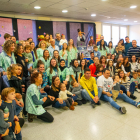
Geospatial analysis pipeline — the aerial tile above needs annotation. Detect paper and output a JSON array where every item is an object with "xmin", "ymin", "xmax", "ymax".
[
  {"xmin": 0, "ymin": 34, "xmax": 1, "ymax": 37},
  {"xmin": 38, "ymin": 26, "xmax": 41, "ymax": 29}
]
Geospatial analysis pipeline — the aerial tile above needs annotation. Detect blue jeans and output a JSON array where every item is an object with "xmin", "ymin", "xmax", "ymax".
[
  {"xmin": 100, "ymin": 91, "xmax": 121, "ymax": 110},
  {"xmin": 120, "ymin": 82, "xmax": 136, "ymax": 95},
  {"xmin": 54, "ymin": 101, "xmax": 67, "ymax": 108},
  {"xmin": 117, "ymin": 93, "xmax": 136, "ymax": 106},
  {"xmin": 9, "ymin": 121, "xmax": 22, "ymax": 140},
  {"xmin": 16, "ymin": 104, "xmax": 23, "ymax": 116},
  {"xmin": 81, "ymin": 88, "xmax": 102, "ymax": 103},
  {"xmin": 71, "ymin": 95, "xmax": 78, "ymax": 101}
]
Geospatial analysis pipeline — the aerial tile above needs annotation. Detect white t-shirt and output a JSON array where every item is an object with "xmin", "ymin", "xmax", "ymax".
[{"xmin": 97, "ymin": 75, "xmax": 113, "ymax": 92}]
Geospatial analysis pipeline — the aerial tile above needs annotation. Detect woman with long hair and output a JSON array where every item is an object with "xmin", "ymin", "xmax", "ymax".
[
  {"xmin": 35, "ymin": 49, "xmax": 51, "ymax": 70},
  {"xmin": 98, "ymin": 39, "xmax": 109, "ymax": 56},
  {"xmin": 108, "ymin": 41, "xmax": 114, "ymax": 54},
  {"xmin": 46, "ymin": 58, "xmax": 61, "ymax": 86},
  {"xmin": 67, "ymin": 39, "xmax": 78, "ymax": 66},
  {"xmin": 118, "ymin": 70, "xmax": 137, "ymax": 100},
  {"xmin": 44, "ymin": 33, "xmax": 51, "ymax": 48},
  {"xmin": 52, "ymin": 50, "xmax": 61, "ymax": 66},
  {"xmin": 99, "ymin": 55, "xmax": 107, "ymax": 68},
  {"xmin": 0, "ymin": 40, "xmax": 16, "ymax": 75},
  {"xmin": 80, "ymin": 59, "xmax": 87, "ymax": 77}
]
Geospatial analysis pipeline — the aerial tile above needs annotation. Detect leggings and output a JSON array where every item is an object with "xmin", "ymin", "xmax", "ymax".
[
  {"xmin": 64, "ymin": 97, "xmax": 73, "ymax": 107},
  {"xmin": 37, "ymin": 111, "xmax": 54, "ymax": 122}
]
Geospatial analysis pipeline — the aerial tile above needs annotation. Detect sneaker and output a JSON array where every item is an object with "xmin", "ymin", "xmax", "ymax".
[
  {"xmin": 91, "ymin": 102, "xmax": 96, "ymax": 108},
  {"xmin": 28, "ymin": 113, "xmax": 34, "ymax": 122},
  {"xmin": 136, "ymin": 102, "xmax": 140, "ymax": 108},
  {"xmin": 130, "ymin": 94, "xmax": 137, "ymax": 100},
  {"xmin": 119, "ymin": 107, "xmax": 127, "ymax": 114},
  {"xmin": 69, "ymin": 105, "xmax": 75, "ymax": 110},
  {"xmin": 81, "ymin": 99, "xmax": 87, "ymax": 104},
  {"xmin": 76, "ymin": 100, "xmax": 83, "ymax": 105},
  {"xmin": 137, "ymin": 89, "xmax": 140, "ymax": 93},
  {"xmin": 95, "ymin": 101, "xmax": 101, "ymax": 105},
  {"xmin": 61, "ymin": 106, "xmax": 68, "ymax": 110}
]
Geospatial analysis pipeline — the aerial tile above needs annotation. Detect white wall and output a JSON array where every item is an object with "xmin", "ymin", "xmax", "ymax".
[{"xmin": 129, "ymin": 25, "xmax": 140, "ymax": 45}]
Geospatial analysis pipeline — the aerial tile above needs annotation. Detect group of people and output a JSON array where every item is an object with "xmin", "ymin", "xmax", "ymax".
[{"xmin": 0, "ymin": 31, "xmax": 140, "ymax": 140}]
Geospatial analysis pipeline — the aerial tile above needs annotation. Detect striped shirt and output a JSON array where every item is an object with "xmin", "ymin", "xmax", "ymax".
[
  {"xmin": 120, "ymin": 77, "xmax": 130, "ymax": 91},
  {"xmin": 127, "ymin": 46, "xmax": 140, "ymax": 60}
]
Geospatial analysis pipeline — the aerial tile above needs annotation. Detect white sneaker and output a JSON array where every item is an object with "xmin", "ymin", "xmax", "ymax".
[{"xmin": 137, "ymin": 89, "xmax": 140, "ymax": 93}]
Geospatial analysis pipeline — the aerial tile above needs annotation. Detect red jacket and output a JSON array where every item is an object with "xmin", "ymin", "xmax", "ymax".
[{"xmin": 89, "ymin": 63, "xmax": 97, "ymax": 77}]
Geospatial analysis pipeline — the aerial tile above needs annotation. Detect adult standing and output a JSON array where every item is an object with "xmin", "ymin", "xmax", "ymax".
[
  {"xmin": 89, "ymin": 57, "xmax": 100, "ymax": 78},
  {"xmin": 125, "ymin": 36, "xmax": 132, "ymax": 56},
  {"xmin": 97, "ymin": 35, "xmax": 107, "ymax": 46},
  {"xmin": 44, "ymin": 33, "xmax": 51, "ymax": 48},
  {"xmin": 127, "ymin": 40, "xmax": 140, "ymax": 60},
  {"xmin": 48, "ymin": 39, "xmax": 59, "ymax": 57},
  {"xmin": 80, "ymin": 68, "xmax": 102, "ymax": 108},
  {"xmin": 97, "ymin": 69, "xmax": 126, "ymax": 114},
  {"xmin": 0, "ymin": 40, "xmax": 16, "ymax": 75},
  {"xmin": 97, "ymin": 39, "xmax": 109, "ymax": 56},
  {"xmin": 55, "ymin": 33, "xmax": 61, "ymax": 50},
  {"xmin": 67, "ymin": 39, "xmax": 78, "ymax": 67}
]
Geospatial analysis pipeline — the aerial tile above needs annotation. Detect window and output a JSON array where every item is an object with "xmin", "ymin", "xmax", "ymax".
[
  {"xmin": 120, "ymin": 27, "xmax": 127, "ymax": 40},
  {"xmin": 102, "ymin": 25, "xmax": 111, "ymax": 45},
  {"xmin": 112, "ymin": 26, "xmax": 119, "ymax": 46}
]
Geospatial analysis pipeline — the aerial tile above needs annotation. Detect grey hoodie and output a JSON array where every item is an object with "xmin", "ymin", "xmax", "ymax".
[{"xmin": 0, "ymin": 110, "xmax": 10, "ymax": 134}]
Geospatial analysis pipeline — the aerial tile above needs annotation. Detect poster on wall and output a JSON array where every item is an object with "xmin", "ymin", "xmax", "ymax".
[{"xmin": 96, "ymin": 34, "xmax": 101, "ymax": 44}]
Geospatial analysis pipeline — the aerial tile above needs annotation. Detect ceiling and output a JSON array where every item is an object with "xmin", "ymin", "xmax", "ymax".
[{"xmin": 0, "ymin": 0, "xmax": 140, "ymax": 25}]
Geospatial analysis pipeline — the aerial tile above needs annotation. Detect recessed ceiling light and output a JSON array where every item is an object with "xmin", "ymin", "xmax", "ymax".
[
  {"xmin": 91, "ymin": 14, "xmax": 96, "ymax": 17},
  {"xmin": 124, "ymin": 19, "xmax": 128, "ymax": 21},
  {"xmin": 34, "ymin": 6, "xmax": 41, "ymax": 9},
  {"xmin": 134, "ymin": 21, "xmax": 138, "ymax": 22},
  {"xmin": 130, "ymin": 5, "xmax": 137, "ymax": 9},
  {"xmin": 62, "ymin": 10, "xmax": 68, "ymax": 13}
]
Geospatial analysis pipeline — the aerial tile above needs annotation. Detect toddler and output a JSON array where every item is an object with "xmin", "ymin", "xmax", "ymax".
[
  {"xmin": 112, "ymin": 75, "xmax": 123, "ymax": 101},
  {"xmin": 94, "ymin": 46, "xmax": 101, "ymax": 59},
  {"xmin": 71, "ymin": 81, "xmax": 86, "ymax": 105},
  {"xmin": 130, "ymin": 72, "xmax": 140, "ymax": 92},
  {"xmin": 1, "ymin": 88, "xmax": 21, "ymax": 140},
  {"xmin": 59, "ymin": 34, "xmax": 68, "ymax": 46},
  {"xmin": 59, "ymin": 83, "xmax": 77, "ymax": 110},
  {"xmin": 23, "ymin": 45, "xmax": 33, "ymax": 70},
  {"xmin": 0, "ymin": 95, "xmax": 12, "ymax": 140}
]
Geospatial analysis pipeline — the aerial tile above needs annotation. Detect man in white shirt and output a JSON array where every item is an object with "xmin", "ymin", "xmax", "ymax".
[{"xmin": 97, "ymin": 68, "xmax": 126, "ymax": 114}]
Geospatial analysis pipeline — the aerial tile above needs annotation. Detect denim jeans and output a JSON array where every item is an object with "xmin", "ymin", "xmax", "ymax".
[
  {"xmin": 100, "ymin": 91, "xmax": 121, "ymax": 110},
  {"xmin": 53, "ymin": 101, "xmax": 67, "ymax": 108},
  {"xmin": 117, "ymin": 93, "xmax": 136, "ymax": 106},
  {"xmin": 81, "ymin": 87, "xmax": 102, "ymax": 103},
  {"xmin": 9, "ymin": 121, "xmax": 22, "ymax": 140},
  {"xmin": 120, "ymin": 82, "xmax": 136, "ymax": 95},
  {"xmin": 16, "ymin": 104, "xmax": 23, "ymax": 116}
]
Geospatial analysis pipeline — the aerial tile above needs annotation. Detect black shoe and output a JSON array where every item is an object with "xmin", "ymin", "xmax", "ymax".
[
  {"xmin": 76, "ymin": 100, "xmax": 82, "ymax": 105},
  {"xmin": 119, "ymin": 107, "xmax": 127, "ymax": 114},
  {"xmin": 130, "ymin": 94, "xmax": 137, "ymax": 100},
  {"xmin": 95, "ymin": 101, "xmax": 101, "ymax": 105},
  {"xmin": 91, "ymin": 102, "xmax": 96, "ymax": 108},
  {"xmin": 81, "ymin": 99, "xmax": 87, "ymax": 104}
]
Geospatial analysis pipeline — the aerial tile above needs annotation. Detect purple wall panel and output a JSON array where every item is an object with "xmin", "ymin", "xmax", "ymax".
[
  {"xmin": 70, "ymin": 23, "xmax": 81, "ymax": 46},
  {"xmin": 17, "ymin": 19, "xmax": 33, "ymax": 41},
  {"xmin": 0, "ymin": 17, "xmax": 13, "ymax": 48},
  {"xmin": 53, "ymin": 21, "xmax": 67, "ymax": 39},
  {"xmin": 32, "ymin": 20, "xmax": 37, "ymax": 46}
]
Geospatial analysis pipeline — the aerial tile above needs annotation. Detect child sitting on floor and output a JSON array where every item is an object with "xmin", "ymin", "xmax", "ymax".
[
  {"xmin": 59, "ymin": 83, "xmax": 77, "ymax": 110},
  {"xmin": 0, "ymin": 95, "xmax": 12, "ymax": 140},
  {"xmin": 112, "ymin": 75, "xmax": 123, "ymax": 102},
  {"xmin": 71, "ymin": 80, "xmax": 87, "ymax": 105},
  {"xmin": 130, "ymin": 72, "xmax": 140, "ymax": 92},
  {"xmin": 23, "ymin": 45, "xmax": 33, "ymax": 71},
  {"xmin": 0, "ymin": 88, "xmax": 21, "ymax": 140}
]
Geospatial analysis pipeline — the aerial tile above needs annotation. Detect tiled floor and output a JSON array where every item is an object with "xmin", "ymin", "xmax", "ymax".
[{"xmin": 22, "ymin": 91, "xmax": 140, "ymax": 140}]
